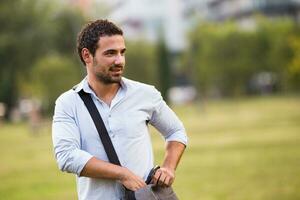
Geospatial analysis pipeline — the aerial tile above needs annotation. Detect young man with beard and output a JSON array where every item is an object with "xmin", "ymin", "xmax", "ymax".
[{"xmin": 52, "ymin": 19, "xmax": 188, "ymax": 200}]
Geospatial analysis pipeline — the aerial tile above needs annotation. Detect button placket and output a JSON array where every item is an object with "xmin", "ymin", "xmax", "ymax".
[{"xmin": 107, "ymin": 112, "xmax": 114, "ymax": 138}]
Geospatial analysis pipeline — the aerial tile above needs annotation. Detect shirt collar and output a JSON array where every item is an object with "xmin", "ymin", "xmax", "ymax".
[{"xmin": 74, "ymin": 76, "xmax": 127, "ymax": 96}]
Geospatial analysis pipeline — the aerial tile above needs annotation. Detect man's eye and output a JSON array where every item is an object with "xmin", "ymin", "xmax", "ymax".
[{"xmin": 105, "ymin": 51, "xmax": 115, "ymax": 56}]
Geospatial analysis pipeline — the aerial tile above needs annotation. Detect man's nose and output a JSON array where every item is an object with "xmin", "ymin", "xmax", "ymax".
[{"xmin": 114, "ymin": 54, "xmax": 124, "ymax": 65}]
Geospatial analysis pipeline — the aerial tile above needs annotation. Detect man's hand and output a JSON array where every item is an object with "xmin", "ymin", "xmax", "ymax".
[
  {"xmin": 119, "ymin": 167, "xmax": 146, "ymax": 191},
  {"xmin": 151, "ymin": 141, "xmax": 186, "ymax": 187},
  {"xmin": 151, "ymin": 167, "xmax": 175, "ymax": 187}
]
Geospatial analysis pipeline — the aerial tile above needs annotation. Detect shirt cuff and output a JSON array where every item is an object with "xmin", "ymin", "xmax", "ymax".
[
  {"xmin": 71, "ymin": 149, "xmax": 94, "ymax": 176},
  {"xmin": 165, "ymin": 130, "xmax": 188, "ymax": 146}
]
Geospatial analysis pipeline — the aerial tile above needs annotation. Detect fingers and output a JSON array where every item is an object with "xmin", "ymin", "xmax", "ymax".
[
  {"xmin": 152, "ymin": 169, "xmax": 161, "ymax": 185},
  {"xmin": 127, "ymin": 176, "xmax": 146, "ymax": 191},
  {"xmin": 120, "ymin": 168, "xmax": 146, "ymax": 191},
  {"xmin": 136, "ymin": 177, "xmax": 147, "ymax": 189},
  {"xmin": 151, "ymin": 167, "xmax": 175, "ymax": 187},
  {"xmin": 129, "ymin": 180, "xmax": 146, "ymax": 191},
  {"xmin": 164, "ymin": 176, "xmax": 171, "ymax": 186},
  {"xmin": 157, "ymin": 171, "xmax": 166, "ymax": 186},
  {"xmin": 129, "ymin": 177, "xmax": 146, "ymax": 191}
]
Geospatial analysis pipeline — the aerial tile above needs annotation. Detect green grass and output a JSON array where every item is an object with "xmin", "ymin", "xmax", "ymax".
[{"xmin": 1, "ymin": 96, "xmax": 300, "ymax": 199}]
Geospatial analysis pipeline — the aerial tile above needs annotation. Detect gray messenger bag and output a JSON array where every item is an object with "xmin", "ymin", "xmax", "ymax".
[{"xmin": 77, "ymin": 89, "xmax": 179, "ymax": 200}]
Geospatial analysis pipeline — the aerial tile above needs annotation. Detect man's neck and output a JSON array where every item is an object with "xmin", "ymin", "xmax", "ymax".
[{"xmin": 87, "ymin": 75, "xmax": 121, "ymax": 106}]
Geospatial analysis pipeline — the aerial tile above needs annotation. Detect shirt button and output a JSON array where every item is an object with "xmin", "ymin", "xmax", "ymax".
[{"xmin": 108, "ymin": 114, "xmax": 111, "ymax": 117}]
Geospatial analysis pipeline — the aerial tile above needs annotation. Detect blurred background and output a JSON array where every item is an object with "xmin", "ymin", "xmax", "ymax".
[{"xmin": 0, "ymin": 0, "xmax": 300, "ymax": 199}]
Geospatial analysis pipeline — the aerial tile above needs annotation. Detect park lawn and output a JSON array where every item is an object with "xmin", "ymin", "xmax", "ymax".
[{"xmin": 0, "ymin": 96, "xmax": 300, "ymax": 200}]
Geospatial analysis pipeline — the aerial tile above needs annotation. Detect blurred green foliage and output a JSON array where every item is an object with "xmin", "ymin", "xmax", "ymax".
[
  {"xmin": 0, "ymin": 0, "xmax": 85, "ymax": 118},
  {"xmin": 288, "ymin": 36, "xmax": 300, "ymax": 90},
  {"xmin": 186, "ymin": 17, "xmax": 300, "ymax": 97},
  {"xmin": 29, "ymin": 55, "xmax": 81, "ymax": 114},
  {"xmin": 124, "ymin": 41, "xmax": 158, "ymax": 86}
]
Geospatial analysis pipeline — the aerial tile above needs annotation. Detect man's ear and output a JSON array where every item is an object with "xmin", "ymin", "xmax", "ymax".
[{"xmin": 81, "ymin": 48, "xmax": 93, "ymax": 64}]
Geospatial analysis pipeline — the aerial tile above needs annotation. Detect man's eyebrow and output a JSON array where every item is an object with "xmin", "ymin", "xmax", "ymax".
[
  {"xmin": 102, "ymin": 49, "xmax": 117, "ymax": 54},
  {"xmin": 103, "ymin": 48, "xmax": 126, "ymax": 53},
  {"xmin": 104, "ymin": 49, "xmax": 116, "ymax": 52}
]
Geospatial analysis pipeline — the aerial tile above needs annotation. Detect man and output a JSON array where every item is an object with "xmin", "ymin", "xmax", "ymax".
[{"xmin": 52, "ymin": 19, "xmax": 187, "ymax": 200}]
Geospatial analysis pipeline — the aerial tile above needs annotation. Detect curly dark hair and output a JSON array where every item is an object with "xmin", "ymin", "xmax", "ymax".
[{"xmin": 77, "ymin": 19, "xmax": 123, "ymax": 65}]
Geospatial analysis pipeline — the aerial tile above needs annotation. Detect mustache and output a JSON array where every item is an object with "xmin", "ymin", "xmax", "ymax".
[{"xmin": 109, "ymin": 64, "xmax": 124, "ymax": 70}]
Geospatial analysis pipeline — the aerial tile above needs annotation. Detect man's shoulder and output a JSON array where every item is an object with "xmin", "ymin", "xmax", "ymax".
[
  {"xmin": 122, "ymin": 77, "xmax": 157, "ymax": 92},
  {"xmin": 55, "ymin": 87, "xmax": 78, "ymax": 105}
]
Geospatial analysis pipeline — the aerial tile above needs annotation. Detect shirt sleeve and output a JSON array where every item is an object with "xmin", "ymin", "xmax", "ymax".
[
  {"xmin": 52, "ymin": 94, "xmax": 93, "ymax": 176},
  {"xmin": 149, "ymin": 87, "xmax": 188, "ymax": 146}
]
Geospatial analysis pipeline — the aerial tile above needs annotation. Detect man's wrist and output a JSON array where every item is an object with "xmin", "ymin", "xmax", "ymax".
[
  {"xmin": 116, "ymin": 166, "xmax": 127, "ymax": 181},
  {"xmin": 161, "ymin": 163, "xmax": 176, "ymax": 172}
]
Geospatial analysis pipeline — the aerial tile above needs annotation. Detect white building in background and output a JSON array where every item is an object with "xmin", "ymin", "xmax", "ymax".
[{"xmin": 104, "ymin": 0, "xmax": 190, "ymax": 52}]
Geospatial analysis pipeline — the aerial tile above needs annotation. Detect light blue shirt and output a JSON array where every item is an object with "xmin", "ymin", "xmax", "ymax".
[{"xmin": 52, "ymin": 77, "xmax": 188, "ymax": 200}]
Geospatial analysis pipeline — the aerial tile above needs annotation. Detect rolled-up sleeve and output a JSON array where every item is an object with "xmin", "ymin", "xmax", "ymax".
[
  {"xmin": 149, "ymin": 88, "xmax": 188, "ymax": 146},
  {"xmin": 52, "ymin": 95, "xmax": 93, "ymax": 176}
]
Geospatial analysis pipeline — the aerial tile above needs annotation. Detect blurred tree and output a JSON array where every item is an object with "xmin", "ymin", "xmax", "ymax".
[
  {"xmin": 186, "ymin": 17, "xmax": 299, "ymax": 98},
  {"xmin": 0, "ymin": 0, "xmax": 50, "ymax": 119},
  {"xmin": 124, "ymin": 41, "xmax": 158, "ymax": 86},
  {"xmin": 156, "ymin": 38, "xmax": 171, "ymax": 102},
  {"xmin": 0, "ymin": 0, "xmax": 85, "ymax": 120},
  {"xmin": 29, "ymin": 55, "xmax": 81, "ymax": 114},
  {"xmin": 288, "ymin": 36, "xmax": 300, "ymax": 90},
  {"xmin": 49, "ymin": 6, "xmax": 85, "ymax": 59},
  {"xmin": 256, "ymin": 18, "xmax": 294, "ymax": 91}
]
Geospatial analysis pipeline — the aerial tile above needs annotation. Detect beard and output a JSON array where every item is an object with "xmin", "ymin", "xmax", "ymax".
[
  {"xmin": 95, "ymin": 71, "xmax": 122, "ymax": 84},
  {"xmin": 93, "ymin": 62, "xmax": 124, "ymax": 85}
]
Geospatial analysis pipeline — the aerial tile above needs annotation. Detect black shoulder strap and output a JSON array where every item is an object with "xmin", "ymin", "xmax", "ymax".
[
  {"xmin": 77, "ymin": 89, "xmax": 121, "ymax": 166},
  {"xmin": 77, "ymin": 89, "xmax": 137, "ymax": 199}
]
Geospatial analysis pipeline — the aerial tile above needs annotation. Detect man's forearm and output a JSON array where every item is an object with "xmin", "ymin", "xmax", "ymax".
[
  {"xmin": 152, "ymin": 141, "xmax": 186, "ymax": 186},
  {"xmin": 162, "ymin": 141, "xmax": 186, "ymax": 170},
  {"xmin": 80, "ymin": 157, "xmax": 123, "ymax": 179},
  {"xmin": 80, "ymin": 157, "xmax": 146, "ymax": 191}
]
